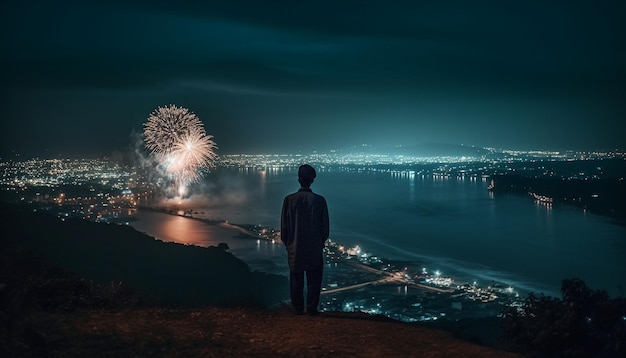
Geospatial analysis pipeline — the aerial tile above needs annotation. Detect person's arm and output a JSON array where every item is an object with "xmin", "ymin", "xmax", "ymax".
[
  {"xmin": 321, "ymin": 197, "xmax": 329, "ymax": 242},
  {"xmin": 280, "ymin": 197, "xmax": 291, "ymax": 246}
]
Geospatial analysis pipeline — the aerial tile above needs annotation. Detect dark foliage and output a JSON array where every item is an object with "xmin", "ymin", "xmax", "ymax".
[
  {"xmin": 0, "ymin": 249, "xmax": 147, "ymax": 357},
  {"xmin": 0, "ymin": 203, "xmax": 288, "ymax": 307},
  {"xmin": 0, "ymin": 202, "xmax": 289, "ymax": 356},
  {"xmin": 502, "ymin": 278, "xmax": 626, "ymax": 357}
]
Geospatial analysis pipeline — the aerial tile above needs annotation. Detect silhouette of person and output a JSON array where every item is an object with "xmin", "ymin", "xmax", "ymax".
[{"xmin": 281, "ymin": 164, "xmax": 329, "ymax": 316}]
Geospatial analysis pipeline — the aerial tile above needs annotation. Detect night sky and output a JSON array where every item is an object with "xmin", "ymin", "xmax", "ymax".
[{"xmin": 1, "ymin": 0, "xmax": 624, "ymax": 158}]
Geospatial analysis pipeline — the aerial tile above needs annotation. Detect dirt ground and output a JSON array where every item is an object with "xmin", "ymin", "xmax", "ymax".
[{"xmin": 30, "ymin": 306, "xmax": 523, "ymax": 357}]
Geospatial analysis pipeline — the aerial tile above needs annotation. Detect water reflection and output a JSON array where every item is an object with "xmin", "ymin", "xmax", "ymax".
[
  {"xmin": 132, "ymin": 211, "xmax": 233, "ymax": 248},
  {"xmin": 259, "ymin": 170, "xmax": 267, "ymax": 196},
  {"xmin": 161, "ymin": 215, "xmax": 216, "ymax": 246},
  {"xmin": 255, "ymin": 238, "xmax": 278, "ymax": 254},
  {"xmin": 397, "ymin": 285, "xmax": 408, "ymax": 296},
  {"xmin": 130, "ymin": 210, "xmax": 289, "ymax": 275}
]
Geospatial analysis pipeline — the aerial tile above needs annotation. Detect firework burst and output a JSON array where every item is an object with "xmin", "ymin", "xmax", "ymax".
[{"xmin": 144, "ymin": 104, "xmax": 217, "ymax": 196}]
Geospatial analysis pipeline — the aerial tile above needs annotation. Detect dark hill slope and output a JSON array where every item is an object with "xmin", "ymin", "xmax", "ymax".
[{"xmin": 1, "ymin": 203, "xmax": 287, "ymax": 306}]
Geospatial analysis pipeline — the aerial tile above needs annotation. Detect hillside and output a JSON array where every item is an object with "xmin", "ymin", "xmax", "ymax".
[
  {"xmin": 0, "ymin": 203, "xmax": 521, "ymax": 356},
  {"xmin": 0, "ymin": 203, "xmax": 287, "ymax": 307},
  {"xmin": 22, "ymin": 306, "xmax": 521, "ymax": 357}
]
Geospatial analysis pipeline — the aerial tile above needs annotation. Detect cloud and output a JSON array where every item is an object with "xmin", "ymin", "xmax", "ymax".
[
  {"xmin": 3, "ymin": 0, "xmax": 624, "ymax": 98},
  {"xmin": 1, "ymin": 0, "xmax": 624, "ymax": 156}
]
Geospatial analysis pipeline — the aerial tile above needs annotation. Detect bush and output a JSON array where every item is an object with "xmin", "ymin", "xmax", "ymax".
[
  {"xmin": 0, "ymin": 249, "xmax": 147, "ymax": 357},
  {"xmin": 502, "ymin": 278, "xmax": 626, "ymax": 357}
]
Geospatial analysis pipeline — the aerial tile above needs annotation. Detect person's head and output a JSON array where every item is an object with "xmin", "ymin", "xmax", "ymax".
[{"xmin": 298, "ymin": 164, "xmax": 316, "ymax": 188}]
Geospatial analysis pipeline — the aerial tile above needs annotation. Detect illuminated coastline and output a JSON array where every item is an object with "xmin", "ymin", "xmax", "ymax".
[{"xmin": 1, "ymin": 148, "xmax": 624, "ymax": 322}]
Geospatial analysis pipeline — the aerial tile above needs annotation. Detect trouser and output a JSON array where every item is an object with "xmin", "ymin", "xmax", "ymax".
[{"xmin": 289, "ymin": 268, "xmax": 323, "ymax": 314}]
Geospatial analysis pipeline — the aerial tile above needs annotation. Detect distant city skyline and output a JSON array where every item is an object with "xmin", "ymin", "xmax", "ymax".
[
  {"xmin": 3, "ymin": 141, "xmax": 625, "ymax": 161},
  {"xmin": 1, "ymin": 1, "xmax": 624, "ymax": 158}
]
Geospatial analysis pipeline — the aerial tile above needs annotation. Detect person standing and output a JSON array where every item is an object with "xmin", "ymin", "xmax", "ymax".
[{"xmin": 281, "ymin": 164, "xmax": 329, "ymax": 316}]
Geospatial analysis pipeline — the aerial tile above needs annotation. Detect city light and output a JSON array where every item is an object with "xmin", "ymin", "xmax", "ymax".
[{"xmin": 1, "ymin": 147, "xmax": 622, "ymax": 323}]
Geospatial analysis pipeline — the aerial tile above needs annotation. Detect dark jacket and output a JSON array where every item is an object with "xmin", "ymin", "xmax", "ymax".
[{"xmin": 281, "ymin": 188, "xmax": 329, "ymax": 272}]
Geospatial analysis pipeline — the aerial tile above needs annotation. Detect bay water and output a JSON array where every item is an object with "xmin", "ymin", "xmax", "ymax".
[{"xmin": 131, "ymin": 167, "xmax": 626, "ymax": 298}]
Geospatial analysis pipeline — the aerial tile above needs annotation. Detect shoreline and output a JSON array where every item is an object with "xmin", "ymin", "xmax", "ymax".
[
  {"xmin": 137, "ymin": 205, "xmax": 267, "ymax": 241},
  {"xmin": 132, "ymin": 205, "xmax": 563, "ymax": 302},
  {"xmin": 138, "ymin": 207, "xmax": 526, "ymax": 302}
]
